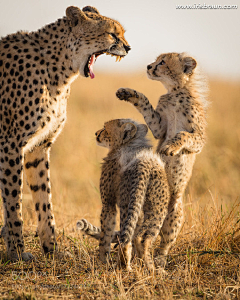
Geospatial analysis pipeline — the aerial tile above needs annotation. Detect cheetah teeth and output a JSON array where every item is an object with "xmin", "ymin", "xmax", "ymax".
[
  {"xmin": 116, "ymin": 55, "xmax": 122, "ymax": 62},
  {"xmin": 105, "ymin": 52, "xmax": 122, "ymax": 62}
]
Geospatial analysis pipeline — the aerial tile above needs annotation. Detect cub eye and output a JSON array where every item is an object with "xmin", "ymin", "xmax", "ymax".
[{"xmin": 158, "ymin": 60, "xmax": 165, "ymax": 66}]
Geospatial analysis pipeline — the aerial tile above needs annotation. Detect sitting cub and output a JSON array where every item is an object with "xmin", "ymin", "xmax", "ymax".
[{"xmin": 77, "ymin": 119, "xmax": 170, "ymax": 272}]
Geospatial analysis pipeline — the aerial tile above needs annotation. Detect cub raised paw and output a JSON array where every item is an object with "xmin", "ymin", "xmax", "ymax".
[
  {"xmin": 116, "ymin": 88, "xmax": 147, "ymax": 106},
  {"xmin": 160, "ymin": 142, "xmax": 183, "ymax": 156}
]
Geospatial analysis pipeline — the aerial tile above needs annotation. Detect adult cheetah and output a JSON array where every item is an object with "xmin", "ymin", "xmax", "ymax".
[
  {"xmin": 0, "ymin": 5, "xmax": 130, "ymax": 261},
  {"xmin": 77, "ymin": 119, "xmax": 170, "ymax": 272},
  {"xmin": 116, "ymin": 53, "xmax": 208, "ymax": 267}
]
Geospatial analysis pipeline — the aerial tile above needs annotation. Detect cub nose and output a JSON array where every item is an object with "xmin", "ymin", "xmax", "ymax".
[
  {"xmin": 96, "ymin": 135, "xmax": 100, "ymax": 143},
  {"xmin": 147, "ymin": 65, "xmax": 152, "ymax": 70}
]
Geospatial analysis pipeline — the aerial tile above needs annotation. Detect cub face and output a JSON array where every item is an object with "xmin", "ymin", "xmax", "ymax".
[
  {"xmin": 66, "ymin": 6, "xmax": 131, "ymax": 78},
  {"xmin": 146, "ymin": 52, "xmax": 197, "ymax": 89},
  {"xmin": 95, "ymin": 119, "xmax": 141, "ymax": 150}
]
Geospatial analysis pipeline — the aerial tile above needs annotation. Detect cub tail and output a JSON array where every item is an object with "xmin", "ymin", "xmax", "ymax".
[{"xmin": 76, "ymin": 218, "xmax": 120, "ymax": 243}]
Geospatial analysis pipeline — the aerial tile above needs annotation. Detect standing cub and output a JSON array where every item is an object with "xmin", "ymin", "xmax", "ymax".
[
  {"xmin": 116, "ymin": 53, "xmax": 208, "ymax": 266},
  {"xmin": 77, "ymin": 119, "xmax": 170, "ymax": 271}
]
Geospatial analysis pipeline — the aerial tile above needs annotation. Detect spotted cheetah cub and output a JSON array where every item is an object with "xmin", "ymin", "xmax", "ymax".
[
  {"xmin": 77, "ymin": 119, "xmax": 170, "ymax": 271},
  {"xmin": 116, "ymin": 53, "xmax": 208, "ymax": 266}
]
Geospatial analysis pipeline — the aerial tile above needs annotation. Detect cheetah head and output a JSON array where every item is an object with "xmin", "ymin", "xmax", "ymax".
[
  {"xmin": 66, "ymin": 6, "xmax": 131, "ymax": 79},
  {"xmin": 95, "ymin": 119, "xmax": 148, "ymax": 150},
  {"xmin": 146, "ymin": 53, "xmax": 197, "ymax": 89}
]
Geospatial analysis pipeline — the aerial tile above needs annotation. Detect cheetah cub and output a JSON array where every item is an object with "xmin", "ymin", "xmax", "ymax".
[
  {"xmin": 116, "ymin": 53, "xmax": 208, "ymax": 266},
  {"xmin": 77, "ymin": 119, "xmax": 170, "ymax": 271}
]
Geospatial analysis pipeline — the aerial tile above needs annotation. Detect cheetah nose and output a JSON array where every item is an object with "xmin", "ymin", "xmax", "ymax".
[
  {"xmin": 95, "ymin": 132, "xmax": 101, "ymax": 142},
  {"xmin": 147, "ymin": 65, "xmax": 152, "ymax": 70},
  {"xmin": 124, "ymin": 44, "xmax": 131, "ymax": 53}
]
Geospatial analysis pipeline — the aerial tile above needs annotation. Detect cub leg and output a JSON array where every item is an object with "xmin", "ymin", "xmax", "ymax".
[
  {"xmin": 116, "ymin": 88, "xmax": 165, "ymax": 140},
  {"xmin": 155, "ymin": 196, "xmax": 184, "ymax": 268},
  {"xmin": 99, "ymin": 203, "xmax": 117, "ymax": 263}
]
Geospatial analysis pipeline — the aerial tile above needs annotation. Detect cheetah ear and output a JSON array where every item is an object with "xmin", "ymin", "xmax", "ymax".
[
  {"xmin": 139, "ymin": 124, "xmax": 148, "ymax": 136},
  {"xmin": 183, "ymin": 57, "xmax": 197, "ymax": 74},
  {"xmin": 82, "ymin": 6, "xmax": 100, "ymax": 15},
  {"xmin": 66, "ymin": 6, "xmax": 89, "ymax": 27},
  {"xmin": 121, "ymin": 123, "xmax": 137, "ymax": 144}
]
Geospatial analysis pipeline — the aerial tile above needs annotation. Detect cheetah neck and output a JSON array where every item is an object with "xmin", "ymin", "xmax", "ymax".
[
  {"xmin": 119, "ymin": 136, "xmax": 152, "ymax": 168},
  {"xmin": 104, "ymin": 135, "xmax": 152, "ymax": 164},
  {"xmin": 162, "ymin": 73, "xmax": 208, "ymax": 111},
  {"xmin": 28, "ymin": 18, "xmax": 80, "ymax": 96}
]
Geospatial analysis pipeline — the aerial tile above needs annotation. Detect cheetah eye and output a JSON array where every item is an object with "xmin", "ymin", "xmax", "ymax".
[
  {"xmin": 158, "ymin": 60, "xmax": 165, "ymax": 66},
  {"xmin": 109, "ymin": 33, "xmax": 118, "ymax": 41}
]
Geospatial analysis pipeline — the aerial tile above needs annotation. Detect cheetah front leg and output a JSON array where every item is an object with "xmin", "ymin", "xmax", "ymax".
[
  {"xmin": 24, "ymin": 145, "xmax": 57, "ymax": 255},
  {"xmin": 0, "ymin": 144, "xmax": 34, "ymax": 261},
  {"xmin": 160, "ymin": 125, "xmax": 205, "ymax": 156},
  {"xmin": 116, "ymin": 88, "xmax": 166, "ymax": 140}
]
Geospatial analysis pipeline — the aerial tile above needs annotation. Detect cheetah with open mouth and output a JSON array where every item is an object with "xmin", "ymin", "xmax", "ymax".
[{"xmin": 0, "ymin": 5, "xmax": 130, "ymax": 261}]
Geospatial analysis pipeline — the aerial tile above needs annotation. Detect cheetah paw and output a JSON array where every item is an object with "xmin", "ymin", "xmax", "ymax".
[
  {"xmin": 10, "ymin": 252, "xmax": 35, "ymax": 262},
  {"xmin": 126, "ymin": 265, "xmax": 133, "ymax": 272},
  {"xmin": 156, "ymin": 267, "xmax": 167, "ymax": 276},
  {"xmin": 22, "ymin": 252, "xmax": 35, "ymax": 261},
  {"xmin": 99, "ymin": 250, "xmax": 109, "ymax": 264},
  {"xmin": 45, "ymin": 250, "xmax": 74, "ymax": 260},
  {"xmin": 160, "ymin": 144, "xmax": 182, "ymax": 156},
  {"xmin": 119, "ymin": 233, "xmax": 130, "ymax": 246},
  {"xmin": 116, "ymin": 88, "xmax": 139, "ymax": 104}
]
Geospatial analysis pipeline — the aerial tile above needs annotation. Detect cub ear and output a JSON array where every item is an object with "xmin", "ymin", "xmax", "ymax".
[
  {"xmin": 139, "ymin": 124, "xmax": 148, "ymax": 136},
  {"xmin": 66, "ymin": 6, "xmax": 89, "ymax": 27},
  {"xmin": 121, "ymin": 123, "xmax": 137, "ymax": 144},
  {"xmin": 183, "ymin": 56, "xmax": 197, "ymax": 74},
  {"xmin": 82, "ymin": 6, "xmax": 100, "ymax": 15}
]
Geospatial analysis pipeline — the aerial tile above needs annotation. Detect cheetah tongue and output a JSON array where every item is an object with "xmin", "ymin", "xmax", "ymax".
[{"xmin": 89, "ymin": 54, "xmax": 95, "ymax": 79}]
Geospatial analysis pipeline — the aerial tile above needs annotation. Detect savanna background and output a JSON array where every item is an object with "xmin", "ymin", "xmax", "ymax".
[{"xmin": 0, "ymin": 1, "xmax": 240, "ymax": 299}]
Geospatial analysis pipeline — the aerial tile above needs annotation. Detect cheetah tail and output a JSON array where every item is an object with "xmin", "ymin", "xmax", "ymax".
[
  {"xmin": 76, "ymin": 219, "xmax": 120, "ymax": 243},
  {"xmin": 76, "ymin": 219, "xmax": 101, "ymax": 239}
]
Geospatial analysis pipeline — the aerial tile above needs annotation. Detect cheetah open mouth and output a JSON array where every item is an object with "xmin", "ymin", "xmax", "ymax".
[{"xmin": 84, "ymin": 50, "xmax": 124, "ymax": 79}]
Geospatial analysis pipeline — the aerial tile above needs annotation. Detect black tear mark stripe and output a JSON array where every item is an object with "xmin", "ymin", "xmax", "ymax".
[{"xmin": 25, "ymin": 158, "xmax": 44, "ymax": 169}]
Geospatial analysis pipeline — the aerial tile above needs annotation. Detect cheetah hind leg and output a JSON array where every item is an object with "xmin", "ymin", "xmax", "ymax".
[
  {"xmin": 117, "ymin": 241, "xmax": 133, "ymax": 271},
  {"xmin": 134, "ymin": 215, "xmax": 168, "ymax": 274},
  {"xmin": 155, "ymin": 197, "xmax": 184, "ymax": 270}
]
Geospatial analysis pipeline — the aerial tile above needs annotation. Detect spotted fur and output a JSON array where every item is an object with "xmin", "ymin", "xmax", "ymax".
[
  {"xmin": 116, "ymin": 53, "xmax": 208, "ymax": 267},
  {"xmin": 0, "ymin": 5, "xmax": 130, "ymax": 261},
  {"xmin": 78, "ymin": 119, "xmax": 170, "ymax": 272}
]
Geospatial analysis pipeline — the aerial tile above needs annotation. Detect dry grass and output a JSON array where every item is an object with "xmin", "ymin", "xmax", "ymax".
[{"xmin": 0, "ymin": 73, "xmax": 240, "ymax": 299}]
